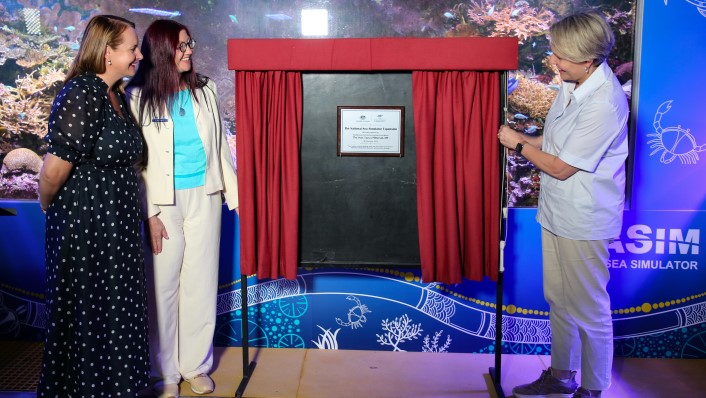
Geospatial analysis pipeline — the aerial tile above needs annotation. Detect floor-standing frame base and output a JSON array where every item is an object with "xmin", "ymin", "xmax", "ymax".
[{"xmin": 235, "ymin": 275, "xmax": 258, "ymax": 398}]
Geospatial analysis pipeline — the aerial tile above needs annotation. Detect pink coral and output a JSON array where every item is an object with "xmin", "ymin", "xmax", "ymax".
[{"xmin": 466, "ymin": 1, "xmax": 555, "ymax": 44}]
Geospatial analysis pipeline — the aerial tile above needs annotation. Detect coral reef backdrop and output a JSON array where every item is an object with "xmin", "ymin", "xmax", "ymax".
[{"xmin": 0, "ymin": 0, "xmax": 635, "ymax": 203}]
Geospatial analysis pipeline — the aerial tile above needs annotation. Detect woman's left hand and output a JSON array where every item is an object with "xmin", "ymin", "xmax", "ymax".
[{"xmin": 147, "ymin": 215, "xmax": 169, "ymax": 254}]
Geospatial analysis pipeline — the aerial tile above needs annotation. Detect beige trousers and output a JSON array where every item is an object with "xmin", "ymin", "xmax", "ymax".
[
  {"xmin": 146, "ymin": 187, "xmax": 222, "ymax": 384},
  {"xmin": 542, "ymin": 228, "xmax": 613, "ymax": 391}
]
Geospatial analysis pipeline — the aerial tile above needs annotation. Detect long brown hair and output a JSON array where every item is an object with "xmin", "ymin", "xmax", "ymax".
[
  {"xmin": 127, "ymin": 19, "xmax": 200, "ymax": 124},
  {"xmin": 64, "ymin": 15, "xmax": 135, "ymax": 84}
]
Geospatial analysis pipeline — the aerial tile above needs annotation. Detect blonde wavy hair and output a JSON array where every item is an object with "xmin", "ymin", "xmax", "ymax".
[{"xmin": 549, "ymin": 11, "xmax": 615, "ymax": 66}]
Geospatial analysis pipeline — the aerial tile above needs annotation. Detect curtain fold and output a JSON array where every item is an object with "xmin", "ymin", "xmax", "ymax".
[
  {"xmin": 412, "ymin": 71, "xmax": 501, "ymax": 284},
  {"xmin": 235, "ymin": 71, "xmax": 302, "ymax": 280}
]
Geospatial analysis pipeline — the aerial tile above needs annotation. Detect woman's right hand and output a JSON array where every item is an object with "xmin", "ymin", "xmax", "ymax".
[
  {"xmin": 147, "ymin": 215, "xmax": 169, "ymax": 254},
  {"xmin": 497, "ymin": 125, "xmax": 524, "ymax": 150}
]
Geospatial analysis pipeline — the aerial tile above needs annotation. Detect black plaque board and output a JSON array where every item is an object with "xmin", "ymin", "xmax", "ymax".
[{"xmin": 300, "ymin": 73, "xmax": 420, "ymax": 266}]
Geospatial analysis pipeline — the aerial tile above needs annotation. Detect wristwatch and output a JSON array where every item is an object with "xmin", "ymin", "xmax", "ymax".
[{"xmin": 515, "ymin": 142, "xmax": 524, "ymax": 154}]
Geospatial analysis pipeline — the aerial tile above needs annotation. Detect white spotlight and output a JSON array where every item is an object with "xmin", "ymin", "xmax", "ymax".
[{"xmin": 301, "ymin": 9, "xmax": 328, "ymax": 36}]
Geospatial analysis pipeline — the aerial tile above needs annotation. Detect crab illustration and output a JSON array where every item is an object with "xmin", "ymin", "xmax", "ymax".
[
  {"xmin": 664, "ymin": 0, "xmax": 706, "ymax": 17},
  {"xmin": 648, "ymin": 100, "xmax": 705, "ymax": 164},
  {"xmin": 335, "ymin": 295, "xmax": 371, "ymax": 329}
]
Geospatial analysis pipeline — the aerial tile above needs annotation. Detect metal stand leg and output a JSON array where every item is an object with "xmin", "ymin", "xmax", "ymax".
[
  {"xmin": 235, "ymin": 275, "xmax": 258, "ymax": 398},
  {"xmin": 489, "ymin": 267, "xmax": 506, "ymax": 398}
]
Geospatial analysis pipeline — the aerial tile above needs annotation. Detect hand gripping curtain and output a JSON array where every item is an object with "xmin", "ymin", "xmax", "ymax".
[
  {"xmin": 235, "ymin": 71, "xmax": 302, "ymax": 280},
  {"xmin": 412, "ymin": 71, "xmax": 500, "ymax": 284}
]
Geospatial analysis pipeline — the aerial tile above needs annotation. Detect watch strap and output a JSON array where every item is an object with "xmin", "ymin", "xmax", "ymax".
[{"xmin": 515, "ymin": 142, "xmax": 524, "ymax": 154}]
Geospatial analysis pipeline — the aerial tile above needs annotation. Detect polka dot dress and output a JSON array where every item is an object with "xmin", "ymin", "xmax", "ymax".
[{"xmin": 37, "ymin": 73, "xmax": 149, "ymax": 397}]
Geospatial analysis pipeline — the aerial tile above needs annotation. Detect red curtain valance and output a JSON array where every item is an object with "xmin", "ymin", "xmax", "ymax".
[{"xmin": 228, "ymin": 37, "xmax": 518, "ymax": 71}]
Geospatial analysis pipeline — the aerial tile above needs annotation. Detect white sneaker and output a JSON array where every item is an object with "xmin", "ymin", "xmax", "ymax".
[
  {"xmin": 187, "ymin": 374, "xmax": 214, "ymax": 395},
  {"xmin": 154, "ymin": 381, "xmax": 179, "ymax": 398}
]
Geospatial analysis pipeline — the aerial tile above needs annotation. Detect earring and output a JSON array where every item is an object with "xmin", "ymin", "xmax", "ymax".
[
  {"xmin": 108, "ymin": 60, "xmax": 112, "ymax": 65},
  {"xmin": 584, "ymin": 66, "xmax": 589, "ymax": 74}
]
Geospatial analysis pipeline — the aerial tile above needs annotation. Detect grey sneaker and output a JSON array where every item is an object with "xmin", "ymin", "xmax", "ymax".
[
  {"xmin": 512, "ymin": 367, "xmax": 578, "ymax": 398},
  {"xmin": 572, "ymin": 387, "xmax": 598, "ymax": 398}
]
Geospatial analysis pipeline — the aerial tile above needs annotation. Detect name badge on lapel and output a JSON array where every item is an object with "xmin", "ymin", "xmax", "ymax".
[{"xmin": 152, "ymin": 117, "xmax": 169, "ymax": 123}]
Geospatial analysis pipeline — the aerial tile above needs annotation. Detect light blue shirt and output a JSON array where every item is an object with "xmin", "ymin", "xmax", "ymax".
[
  {"xmin": 171, "ymin": 90, "xmax": 206, "ymax": 190},
  {"xmin": 536, "ymin": 62, "xmax": 629, "ymax": 240}
]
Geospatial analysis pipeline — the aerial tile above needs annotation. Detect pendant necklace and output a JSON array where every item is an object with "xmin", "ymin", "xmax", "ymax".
[{"xmin": 178, "ymin": 91, "xmax": 188, "ymax": 116}]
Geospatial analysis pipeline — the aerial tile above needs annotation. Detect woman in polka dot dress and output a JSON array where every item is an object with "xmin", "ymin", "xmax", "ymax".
[{"xmin": 37, "ymin": 15, "xmax": 150, "ymax": 397}]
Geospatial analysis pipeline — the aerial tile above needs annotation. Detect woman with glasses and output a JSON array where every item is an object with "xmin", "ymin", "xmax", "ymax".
[{"xmin": 127, "ymin": 19, "xmax": 238, "ymax": 398}]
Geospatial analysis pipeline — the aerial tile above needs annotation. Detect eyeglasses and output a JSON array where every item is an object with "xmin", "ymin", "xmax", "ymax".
[{"xmin": 178, "ymin": 39, "xmax": 195, "ymax": 52}]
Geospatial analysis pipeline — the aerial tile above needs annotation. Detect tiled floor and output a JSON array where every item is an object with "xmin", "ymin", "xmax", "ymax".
[
  {"xmin": 2, "ymin": 341, "xmax": 706, "ymax": 397},
  {"xmin": 0, "ymin": 341, "xmax": 42, "ymax": 393}
]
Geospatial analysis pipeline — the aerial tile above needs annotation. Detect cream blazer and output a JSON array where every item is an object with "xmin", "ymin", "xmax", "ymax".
[{"xmin": 127, "ymin": 79, "xmax": 238, "ymax": 219}]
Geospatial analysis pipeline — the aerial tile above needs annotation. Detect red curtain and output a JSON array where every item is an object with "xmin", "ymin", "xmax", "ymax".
[
  {"xmin": 412, "ymin": 71, "xmax": 501, "ymax": 284},
  {"xmin": 235, "ymin": 71, "xmax": 302, "ymax": 280}
]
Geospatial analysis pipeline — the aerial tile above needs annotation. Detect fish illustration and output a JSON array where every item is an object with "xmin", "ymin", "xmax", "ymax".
[{"xmin": 129, "ymin": 8, "xmax": 182, "ymax": 18}]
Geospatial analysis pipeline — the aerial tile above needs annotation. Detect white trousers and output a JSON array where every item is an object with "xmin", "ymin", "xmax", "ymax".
[
  {"xmin": 146, "ymin": 187, "xmax": 222, "ymax": 384},
  {"xmin": 542, "ymin": 228, "xmax": 613, "ymax": 391}
]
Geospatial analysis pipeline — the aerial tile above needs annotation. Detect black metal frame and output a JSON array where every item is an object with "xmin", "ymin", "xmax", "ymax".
[
  {"xmin": 489, "ymin": 70, "xmax": 509, "ymax": 398},
  {"xmin": 233, "ymin": 70, "xmax": 512, "ymax": 398}
]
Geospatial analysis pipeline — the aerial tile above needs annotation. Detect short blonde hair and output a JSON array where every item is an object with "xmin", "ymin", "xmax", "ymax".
[{"xmin": 549, "ymin": 11, "xmax": 615, "ymax": 66}]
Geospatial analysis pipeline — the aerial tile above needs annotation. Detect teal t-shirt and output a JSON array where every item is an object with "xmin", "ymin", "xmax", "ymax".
[{"xmin": 171, "ymin": 89, "xmax": 206, "ymax": 190}]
